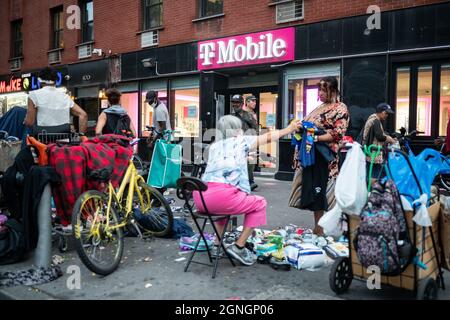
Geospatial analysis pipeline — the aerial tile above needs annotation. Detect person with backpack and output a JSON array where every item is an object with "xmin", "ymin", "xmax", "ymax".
[{"xmin": 95, "ymin": 88, "xmax": 136, "ymax": 137}]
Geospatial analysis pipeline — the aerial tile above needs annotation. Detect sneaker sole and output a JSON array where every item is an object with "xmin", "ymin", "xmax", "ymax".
[{"xmin": 226, "ymin": 248, "xmax": 256, "ymax": 266}]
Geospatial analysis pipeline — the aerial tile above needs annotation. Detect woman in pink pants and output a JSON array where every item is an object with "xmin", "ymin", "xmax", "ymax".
[{"xmin": 194, "ymin": 115, "xmax": 301, "ymax": 266}]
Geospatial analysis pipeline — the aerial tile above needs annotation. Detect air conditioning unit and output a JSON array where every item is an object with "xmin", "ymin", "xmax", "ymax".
[
  {"xmin": 48, "ymin": 50, "xmax": 62, "ymax": 64},
  {"xmin": 78, "ymin": 44, "xmax": 92, "ymax": 59},
  {"xmin": 10, "ymin": 58, "xmax": 21, "ymax": 71},
  {"xmin": 276, "ymin": 0, "xmax": 304, "ymax": 24},
  {"xmin": 141, "ymin": 30, "xmax": 159, "ymax": 48}
]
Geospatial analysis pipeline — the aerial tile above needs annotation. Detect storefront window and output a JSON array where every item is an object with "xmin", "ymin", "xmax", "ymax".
[
  {"xmin": 439, "ymin": 65, "xmax": 450, "ymax": 136},
  {"xmin": 288, "ymin": 77, "xmax": 330, "ymax": 121},
  {"xmin": 259, "ymin": 92, "xmax": 278, "ymax": 169},
  {"xmin": 141, "ymin": 90, "xmax": 167, "ymax": 136},
  {"xmin": 0, "ymin": 92, "xmax": 28, "ymax": 117},
  {"xmin": 395, "ymin": 68, "xmax": 410, "ymax": 133},
  {"xmin": 416, "ymin": 66, "xmax": 432, "ymax": 136},
  {"xmin": 172, "ymin": 88, "xmax": 200, "ymax": 138},
  {"xmin": 120, "ymin": 93, "xmax": 139, "ymax": 133}
]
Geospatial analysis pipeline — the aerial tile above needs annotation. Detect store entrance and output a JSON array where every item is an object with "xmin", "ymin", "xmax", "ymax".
[{"xmin": 216, "ymin": 86, "xmax": 279, "ymax": 173}]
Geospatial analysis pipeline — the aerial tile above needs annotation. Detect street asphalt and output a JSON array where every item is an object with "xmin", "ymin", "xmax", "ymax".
[{"xmin": 0, "ymin": 177, "xmax": 449, "ymax": 300}]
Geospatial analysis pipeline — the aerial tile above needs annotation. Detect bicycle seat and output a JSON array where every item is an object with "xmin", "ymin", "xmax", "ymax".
[{"xmin": 88, "ymin": 167, "xmax": 113, "ymax": 182}]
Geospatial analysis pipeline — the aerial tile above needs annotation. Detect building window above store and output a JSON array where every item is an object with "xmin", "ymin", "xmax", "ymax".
[
  {"xmin": 197, "ymin": 0, "xmax": 223, "ymax": 19},
  {"xmin": 80, "ymin": 0, "xmax": 94, "ymax": 43},
  {"xmin": 142, "ymin": 0, "xmax": 163, "ymax": 30},
  {"xmin": 269, "ymin": 0, "xmax": 304, "ymax": 24},
  {"xmin": 51, "ymin": 6, "xmax": 64, "ymax": 50},
  {"xmin": 10, "ymin": 20, "xmax": 23, "ymax": 59}
]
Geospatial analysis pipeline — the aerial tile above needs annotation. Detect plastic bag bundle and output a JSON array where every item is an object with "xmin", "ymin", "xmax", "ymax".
[{"xmin": 335, "ymin": 143, "xmax": 367, "ymax": 215}]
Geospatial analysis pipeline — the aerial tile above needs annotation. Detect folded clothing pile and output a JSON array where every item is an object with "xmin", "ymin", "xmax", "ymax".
[{"xmin": 179, "ymin": 233, "xmax": 215, "ymax": 251}]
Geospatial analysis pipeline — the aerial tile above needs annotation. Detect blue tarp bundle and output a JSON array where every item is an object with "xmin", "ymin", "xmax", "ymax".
[
  {"xmin": 0, "ymin": 106, "xmax": 29, "ymax": 146},
  {"xmin": 388, "ymin": 148, "xmax": 443, "ymax": 204}
]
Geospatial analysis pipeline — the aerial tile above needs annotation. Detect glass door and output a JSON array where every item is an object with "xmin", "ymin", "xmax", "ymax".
[{"xmin": 258, "ymin": 92, "xmax": 278, "ymax": 172}]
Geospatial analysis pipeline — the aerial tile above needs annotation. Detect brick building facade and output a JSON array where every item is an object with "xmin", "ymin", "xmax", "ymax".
[
  {"xmin": 1, "ymin": 0, "xmax": 450, "ymax": 179},
  {"xmin": 0, "ymin": 0, "xmax": 447, "ymax": 73}
]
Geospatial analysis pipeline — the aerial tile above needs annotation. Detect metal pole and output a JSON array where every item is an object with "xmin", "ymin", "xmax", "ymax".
[{"xmin": 34, "ymin": 183, "xmax": 52, "ymax": 268}]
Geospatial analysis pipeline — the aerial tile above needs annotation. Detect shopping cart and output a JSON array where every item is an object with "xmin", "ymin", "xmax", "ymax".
[{"xmin": 329, "ymin": 148, "xmax": 446, "ymax": 300}]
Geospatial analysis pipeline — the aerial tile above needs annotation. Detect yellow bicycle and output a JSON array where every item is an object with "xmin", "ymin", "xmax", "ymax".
[{"xmin": 72, "ymin": 160, "xmax": 173, "ymax": 275}]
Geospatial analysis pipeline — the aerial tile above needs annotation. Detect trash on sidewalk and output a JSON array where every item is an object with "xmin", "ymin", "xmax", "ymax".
[
  {"xmin": 175, "ymin": 257, "xmax": 186, "ymax": 262},
  {"xmin": 0, "ymin": 266, "xmax": 63, "ymax": 288},
  {"xmin": 221, "ymin": 223, "xmax": 349, "ymax": 272}
]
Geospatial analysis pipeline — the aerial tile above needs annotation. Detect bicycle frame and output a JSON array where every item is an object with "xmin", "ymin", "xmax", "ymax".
[{"xmin": 90, "ymin": 161, "xmax": 148, "ymax": 234}]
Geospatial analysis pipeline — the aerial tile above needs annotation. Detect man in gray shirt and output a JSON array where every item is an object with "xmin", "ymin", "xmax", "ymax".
[{"xmin": 145, "ymin": 91, "xmax": 171, "ymax": 140}]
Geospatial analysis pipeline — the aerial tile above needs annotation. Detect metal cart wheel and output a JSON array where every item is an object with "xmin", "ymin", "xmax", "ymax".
[
  {"xmin": 417, "ymin": 278, "xmax": 438, "ymax": 300},
  {"xmin": 329, "ymin": 257, "xmax": 353, "ymax": 294}
]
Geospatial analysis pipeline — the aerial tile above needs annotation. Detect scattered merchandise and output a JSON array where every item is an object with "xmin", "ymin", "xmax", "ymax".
[
  {"xmin": 211, "ymin": 224, "xmax": 349, "ymax": 273},
  {"xmin": 323, "ymin": 242, "xmax": 349, "ymax": 259},
  {"xmin": 179, "ymin": 233, "xmax": 214, "ymax": 251},
  {"xmin": 284, "ymin": 243, "xmax": 326, "ymax": 270}
]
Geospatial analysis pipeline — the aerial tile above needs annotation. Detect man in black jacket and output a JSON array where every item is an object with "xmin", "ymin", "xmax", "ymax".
[{"xmin": 361, "ymin": 103, "xmax": 396, "ymax": 180}]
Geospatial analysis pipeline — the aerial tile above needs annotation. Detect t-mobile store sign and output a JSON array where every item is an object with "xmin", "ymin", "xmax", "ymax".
[{"xmin": 198, "ymin": 28, "xmax": 295, "ymax": 70}]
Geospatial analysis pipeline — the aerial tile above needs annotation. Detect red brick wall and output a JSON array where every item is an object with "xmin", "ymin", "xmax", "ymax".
[{"xmin": 0, "ymin": 0, "xmax": 448, "ymax": 75}]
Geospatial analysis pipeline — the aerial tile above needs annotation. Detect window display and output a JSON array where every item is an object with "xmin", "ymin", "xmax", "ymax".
[{"xmin": 172, "ymin": 88, "xmax": 200, "ymax": 138}]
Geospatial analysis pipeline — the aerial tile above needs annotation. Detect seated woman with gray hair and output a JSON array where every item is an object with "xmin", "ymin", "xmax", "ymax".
[{"xmin": 193, "ymin": 115, "xmax": 301, "ymax": 266}]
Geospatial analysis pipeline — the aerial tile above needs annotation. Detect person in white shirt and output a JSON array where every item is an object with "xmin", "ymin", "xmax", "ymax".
[{"xmin": 24, "ymin": 67, "xmax": 87, "ymax": 134}]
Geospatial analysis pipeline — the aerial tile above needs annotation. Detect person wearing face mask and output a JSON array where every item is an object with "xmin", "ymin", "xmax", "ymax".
[
  {"xmin": 289, "ymin": 76, "xmax": 349, "ymax": 236},
  {"xmin": 145, "ymin": 91, "xmax": 171, "ymax": 142}
]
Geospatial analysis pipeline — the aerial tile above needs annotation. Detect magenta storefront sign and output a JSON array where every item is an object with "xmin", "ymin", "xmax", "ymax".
[{"xmin": 198, "ymin": 27, "xmax": 295, "ymax": 71}]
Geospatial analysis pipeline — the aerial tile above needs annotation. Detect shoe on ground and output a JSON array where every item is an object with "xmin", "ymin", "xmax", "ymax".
[
  {"xmin": 250, "ymin": 183, "xmax": 258, "ymax": 191},
  {"xmin": 210, "ymin": 244, "xmax": 229, "ymax": 258},
  {"xmin": 226, "ymin": 244, "xmax": 256, "ymax": 266}
]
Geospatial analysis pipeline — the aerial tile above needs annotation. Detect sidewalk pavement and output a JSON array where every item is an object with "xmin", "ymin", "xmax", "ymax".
[{"xmin": 1, "ymin": 177, "xmax": 448, "ymax": 300}]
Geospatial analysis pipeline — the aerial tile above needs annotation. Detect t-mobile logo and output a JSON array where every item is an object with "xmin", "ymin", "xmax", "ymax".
[{"xmin": 199, "ymin": 43, "xmax": 216, "ymax": 66}]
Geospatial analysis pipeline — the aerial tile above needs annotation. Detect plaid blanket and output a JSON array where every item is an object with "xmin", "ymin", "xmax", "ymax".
[{"xmin": 49, "ymin": 134, "xmax": 133, "ymax": 225}]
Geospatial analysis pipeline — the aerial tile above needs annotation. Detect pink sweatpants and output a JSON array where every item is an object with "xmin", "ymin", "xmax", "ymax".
[{"xmin": 193, "ymin": 182, "xmax": 267, "ymax": 228}]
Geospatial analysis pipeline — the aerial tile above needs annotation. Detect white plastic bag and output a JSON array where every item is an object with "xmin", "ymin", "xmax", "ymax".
[
  {"xmin": 318, "ymin": 205, "xmax": 345, "ymax": 237},
  {"xmin": 335, "ymin": 143, "xmax": 367, "ymax": 216},
  {"xmin": 413, "ymin": 194, "xmax": 432, "ymax": 227}
]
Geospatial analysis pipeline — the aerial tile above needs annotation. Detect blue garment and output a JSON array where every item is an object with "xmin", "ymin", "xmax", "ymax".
[
  {"xmin": 0, "ymin": 106, "xmax": 29, "ymax": 147},
  {"xmin": 299, "ymin": 121, "xmax": 316, "ymax": 168}
]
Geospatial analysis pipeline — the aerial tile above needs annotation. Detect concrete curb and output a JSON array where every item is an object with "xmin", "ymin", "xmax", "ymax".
[{"xmin": 0, "ymin": 286, "xmax": 58, "ymax": 300}]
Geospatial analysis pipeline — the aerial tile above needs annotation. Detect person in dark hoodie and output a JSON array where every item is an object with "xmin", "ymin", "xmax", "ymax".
[{"xmin": 95, "ymin": 88, "xmax": 136, "ymax": 137}]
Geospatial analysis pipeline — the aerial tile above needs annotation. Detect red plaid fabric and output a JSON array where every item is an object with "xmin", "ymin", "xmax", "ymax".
[{"xmin": 49, "ymin": 134, "xmax": 133, "ymax": 226}]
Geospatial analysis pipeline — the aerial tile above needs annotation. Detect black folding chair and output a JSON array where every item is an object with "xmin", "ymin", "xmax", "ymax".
[{"xmin": 177, "ymin": 177, "xmax": 241, "ymax": 279}]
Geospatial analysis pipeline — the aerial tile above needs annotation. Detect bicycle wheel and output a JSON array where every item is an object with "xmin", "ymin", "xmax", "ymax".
[
  {"xmin": 72, "ymin": 190, "xmax": 124, "ymax": 276},
  {"xmin": 135, "ymin": 181, "xmax": 173, "ymax": 237}
]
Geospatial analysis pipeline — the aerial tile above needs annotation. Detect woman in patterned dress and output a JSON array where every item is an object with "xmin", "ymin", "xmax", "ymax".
[{"xmin": 289, "ymin": 76, "xmax": 349, "ymax": 236}]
